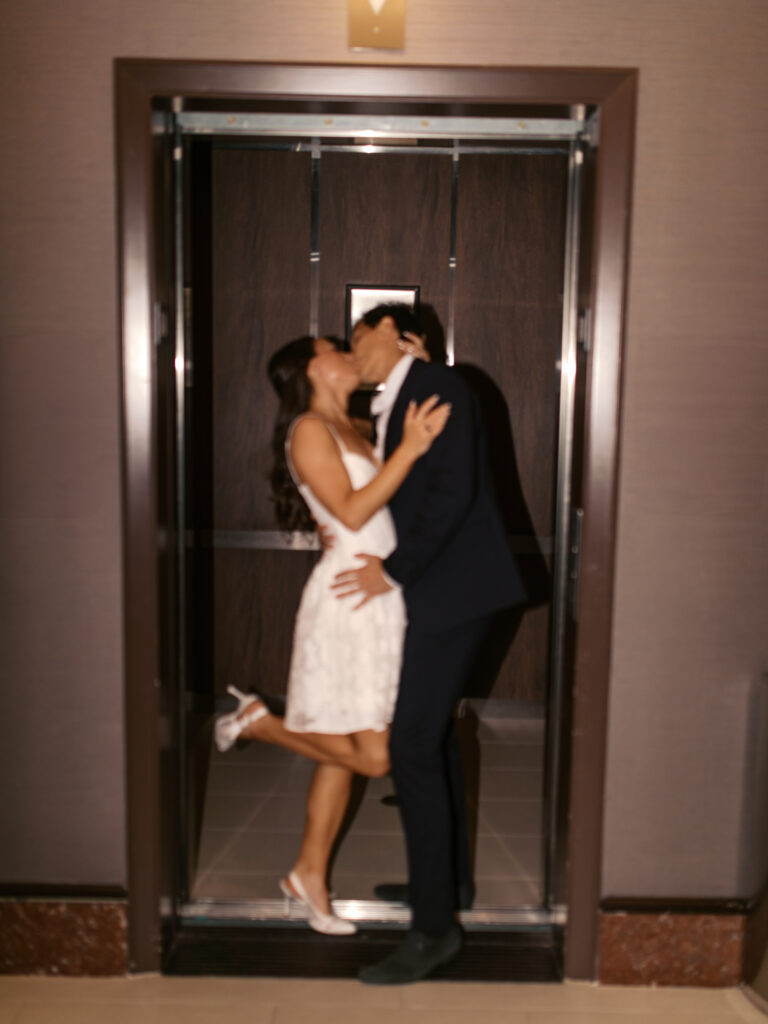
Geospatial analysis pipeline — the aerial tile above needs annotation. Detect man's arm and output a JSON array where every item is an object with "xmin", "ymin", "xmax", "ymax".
[
  {"xmin": 331, "ymin": 553, "xmax": 395, "ymax": 609},
  {"xmin": 383, "ymin": 369, "xmax": 476, "ymax": 587}
]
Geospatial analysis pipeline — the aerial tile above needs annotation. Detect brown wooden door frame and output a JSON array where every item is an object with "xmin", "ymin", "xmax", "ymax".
[{"xmin": 115, "ymin": 60, "xmax": 637, "ymax": 977}]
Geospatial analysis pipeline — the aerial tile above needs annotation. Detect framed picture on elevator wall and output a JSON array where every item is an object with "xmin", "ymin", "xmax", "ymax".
[{"xmin": 345, "ymin": 284, "xmax": 420, "ymax": 345}]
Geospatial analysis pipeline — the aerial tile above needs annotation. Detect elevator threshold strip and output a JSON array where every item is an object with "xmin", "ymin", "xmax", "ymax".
[{"xmin": 181, "ymin": 897, "xmax": 566, "ymax": 928}]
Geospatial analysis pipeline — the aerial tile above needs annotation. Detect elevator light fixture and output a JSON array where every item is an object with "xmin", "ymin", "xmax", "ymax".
[{"xmin": 348, "ymin": 0, "xmax": 405, "ymax": 50}]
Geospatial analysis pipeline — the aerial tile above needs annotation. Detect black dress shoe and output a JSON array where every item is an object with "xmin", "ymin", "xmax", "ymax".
[
  {"xmin": 358, "ymin": 925, "xmax": 462, "ymax": 985},
  {"xmin": 373, "ymin": 881, "xmax": 475, "ymax": 911}
]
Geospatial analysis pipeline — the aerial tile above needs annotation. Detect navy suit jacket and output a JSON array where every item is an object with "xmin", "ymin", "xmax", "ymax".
[{"xmin": 382, "ymin": 359, "xmax": 525, "ymax": 632}]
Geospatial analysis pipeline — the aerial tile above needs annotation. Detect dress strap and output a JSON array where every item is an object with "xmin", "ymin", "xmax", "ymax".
[
  {"xmin": 285, "ymin": 415, "xmax": 348, "ymax": 486},
  {"xmin": 322, "ymin": 419, "xmax": 348, "ymax": 454}
]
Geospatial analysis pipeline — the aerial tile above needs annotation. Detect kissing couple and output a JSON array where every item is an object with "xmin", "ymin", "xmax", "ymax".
[{"xmin": 215, "ymin": 302, "xmax": 525, "ymax": 984}]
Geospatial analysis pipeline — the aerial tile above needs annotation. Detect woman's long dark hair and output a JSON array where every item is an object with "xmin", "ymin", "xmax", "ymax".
[{"xmin": 267, "ymin": 335, "xmax": 320, "ymax": 531}]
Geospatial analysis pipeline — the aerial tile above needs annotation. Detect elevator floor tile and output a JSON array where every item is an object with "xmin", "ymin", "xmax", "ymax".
[{"xmin": 193, "ymin": 705, "xmax": 546, "ymax": 910}]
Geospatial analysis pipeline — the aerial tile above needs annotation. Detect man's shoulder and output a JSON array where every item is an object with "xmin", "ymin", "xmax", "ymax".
[{"xmin": 404, "ymin": 360, "xmax": 469, "ymax": 399}]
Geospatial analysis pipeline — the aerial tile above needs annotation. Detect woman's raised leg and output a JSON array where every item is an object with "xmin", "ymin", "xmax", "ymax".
[{"xmin": 238, "ymin": 705, "xmax": 391, "ymax": 778}]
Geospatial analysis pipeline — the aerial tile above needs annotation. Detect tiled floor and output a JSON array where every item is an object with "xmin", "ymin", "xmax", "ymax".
[
  {"xmin": 193, "ymin": 704, "xmax": 546, "ymax": 910},
  {"xmin": 1, "ymin": 976, "xmax": 767, "ymax": 1024}
]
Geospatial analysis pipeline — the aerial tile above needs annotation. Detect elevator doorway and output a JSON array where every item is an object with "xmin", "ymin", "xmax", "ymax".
[
  {"xmin": 117, "ymin": 61, "xmax": 637, "ymax": 978},
  {"xmin": 167, "ymin": 110, "xmax": 590, "ymax": 942}
]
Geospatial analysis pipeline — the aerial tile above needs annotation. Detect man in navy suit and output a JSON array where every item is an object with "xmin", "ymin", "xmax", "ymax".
[{"xmin": 333, "ymin": 304, "xmax": 525, "ymax": 984}]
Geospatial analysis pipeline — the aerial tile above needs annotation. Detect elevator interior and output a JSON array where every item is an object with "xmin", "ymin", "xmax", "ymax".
[{"xmin": 157, "ymin": 103, "xmax": 597, "ymax": 958}]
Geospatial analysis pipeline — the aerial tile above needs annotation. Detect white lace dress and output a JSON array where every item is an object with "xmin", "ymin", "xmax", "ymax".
[{"xmin": 284, "ymin": 418, "xmax": 407, "ymax": 734}]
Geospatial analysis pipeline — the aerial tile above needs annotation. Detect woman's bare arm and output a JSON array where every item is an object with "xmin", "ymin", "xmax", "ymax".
[{"xmin": 290, "ymin": 399, "xmax": 449, "ymax": 532}]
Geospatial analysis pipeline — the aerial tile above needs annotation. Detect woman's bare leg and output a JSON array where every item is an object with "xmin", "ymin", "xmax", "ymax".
[
  {"xmin": 285, "ymin": 764, "xmax": 354, "ymax": 915},
  {"xmin": 239, "ymin": 706, "xmax": 390, "ymax": 778}
]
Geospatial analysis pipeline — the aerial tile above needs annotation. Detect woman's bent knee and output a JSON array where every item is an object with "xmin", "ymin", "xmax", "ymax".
[{"xmin": 363, "ymin": 751, "xmax": 391, "ymax": 778}]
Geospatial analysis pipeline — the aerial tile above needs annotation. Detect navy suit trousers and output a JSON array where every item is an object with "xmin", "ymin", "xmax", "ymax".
[{"xmin": 389, "ymin": 615, "xmax": 491, "ymax": 936}]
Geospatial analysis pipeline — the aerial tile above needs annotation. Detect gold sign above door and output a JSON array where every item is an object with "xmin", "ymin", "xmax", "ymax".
[{"xmin": 348, "ymin": 0, "xmax": 406, "ymax": 50}]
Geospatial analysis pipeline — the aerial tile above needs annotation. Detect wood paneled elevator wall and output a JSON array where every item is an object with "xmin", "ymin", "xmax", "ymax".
[{"xmin": 190, "ymin": 143, "xmax": 568, "ymax": 713}]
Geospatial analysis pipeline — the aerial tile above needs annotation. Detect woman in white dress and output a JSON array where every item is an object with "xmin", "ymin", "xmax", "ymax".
[{"xmin": 214, "ymin": 334, "xmax": 447, "ymax": 935}]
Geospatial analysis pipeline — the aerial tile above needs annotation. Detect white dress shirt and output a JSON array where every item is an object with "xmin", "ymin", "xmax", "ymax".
[
  {"xmin": 370, "ymin": 354, "xmax": 414, "ymax": 462},
  {"xmin": 369, "ymin": 353, "xmax": 414, "ymax": 590}
]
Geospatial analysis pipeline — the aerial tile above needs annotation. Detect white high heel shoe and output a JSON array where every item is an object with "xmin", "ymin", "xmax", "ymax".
[
  {"xmin": 279, "ymin": 871, "xmax": 357, "ymax": 936},
  {"xmin": 214, "ymin": 686, "xmax": 269, "ymax": 752}
]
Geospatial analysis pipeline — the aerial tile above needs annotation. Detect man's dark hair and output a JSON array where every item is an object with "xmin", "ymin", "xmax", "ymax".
[{"xmin": 359, "ymin": 302, "xmax": 422, "ymax": 337}]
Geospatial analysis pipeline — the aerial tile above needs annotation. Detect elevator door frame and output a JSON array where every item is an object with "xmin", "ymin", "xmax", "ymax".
[
  {"xmin": 178, "ymin": 124, "xmax": 577, "ymax": 929},
  {"xmin": 116, "ymin": 60, "xmax": 637, "ymax": 980}
]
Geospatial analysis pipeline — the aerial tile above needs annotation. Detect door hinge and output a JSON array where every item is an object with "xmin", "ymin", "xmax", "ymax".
[
  {"xmin": 153, "ymin": 302, "xmax": 169, "ymax": 346},
  {"xmin": 568, "ymin": 507, "xmax": 584, "ymax": 620},
  {"xmin": 577, "ymin": 308, "xmax": 592, "ymax": 354}
]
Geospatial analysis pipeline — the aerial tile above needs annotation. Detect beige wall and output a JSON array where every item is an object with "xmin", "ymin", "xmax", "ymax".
[{"xmin": 1, "ymin": 1, "xmax": 766, "ymax": 894}]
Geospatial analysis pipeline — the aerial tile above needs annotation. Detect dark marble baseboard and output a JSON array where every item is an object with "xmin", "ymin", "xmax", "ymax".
[
  {"xmin": 0, "ymin": 899, "xmax": 127, "ymax": 976},
  {"xmin": 2, "ymin": 894, "xmax": 759, "ymax": 983},
  {"xmin": 598, "ymin": 909, "xmax": 745, "ymax": 986}
]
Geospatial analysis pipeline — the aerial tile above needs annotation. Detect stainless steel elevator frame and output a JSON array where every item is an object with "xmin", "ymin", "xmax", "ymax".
[{"xmin": 166, "ymin": 109, "xmax": 594, "ymax": 930}]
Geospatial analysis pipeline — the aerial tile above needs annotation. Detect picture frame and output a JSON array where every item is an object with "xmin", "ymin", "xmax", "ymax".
[{"xmin": 345, "ymin": 283, "xmax": 420, "ymax": 345}]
